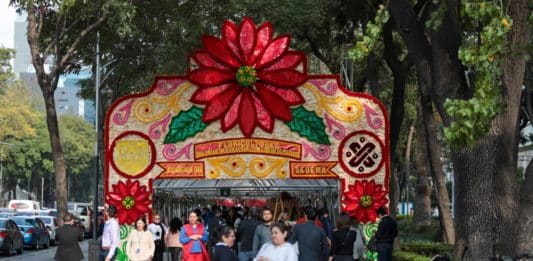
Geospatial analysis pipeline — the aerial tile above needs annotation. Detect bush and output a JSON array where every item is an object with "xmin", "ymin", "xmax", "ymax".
[
  {"xmin": 393, "ymin": 250, "xmax": 431, "ymax": 261},
  {"xmin": 401, "ymin": 241, "xmax": 453, "ymax": 257},
  {"xmin": 398, "ymin": 217, "xmax": 441, "ymax": 241}
]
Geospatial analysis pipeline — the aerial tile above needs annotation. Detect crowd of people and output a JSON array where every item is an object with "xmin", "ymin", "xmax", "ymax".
[{"xmin": 54, "ymin": 204, "xmax": 398, "ymax": 261}]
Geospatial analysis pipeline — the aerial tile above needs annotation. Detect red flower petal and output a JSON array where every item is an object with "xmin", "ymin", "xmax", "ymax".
[
  {"xmin": 238, "ymin": 88, "xmax": 256, "ymax": 137},
  {"xmin": 190, "ymin": 84, "xmax": 232, "ymax": 104},
  {"xmin": 345, "ymin": 202, "xmax": 359, "ymax": 212},
  {"xmin": 248, "ymin": 22, "xmax": 273, "ymax": 65},
  {"xmin": 118, "ymin": 181, "xmax": 128, "ymax": 197},
  {"xmin": 134, "ymin": 191, "xmax": 150, "ymax": 202},
  {"xmin": 191, "ymin": 50, "xmax": 230, "ymax": 70},
  {"xmin": 256, "ymin": 36, "xmax": 290, "ymax": 69},
  {"xmin": 202, "ymin": 35, "xmax": 241, "ymax": 68},
  {"xmin": 135, "ymin": 203, "xmax": 150, "ymax": 212},
  {"xmin": 203, "ymin": 86, "xmax": 241, "ymax": 121},
  {"xmin": 252, "ymin": 93, "xmax": 274, "ymax": 132},
  {"xmin": 221, "ymin": 93, "xmax": 242, "ymax": 131},
  {"xmin": 365, "ymin": 180, "xmax": 377, "ymax": 195},
  {"xmin": 262, "ymin": 51, "xmax": 304, "ymax": 71},
  {"xmin": 239, "ymin": 17, "xmax": 256, "ymax": 64},
  {"xmin": 355, "ymin": 182, "xmax": 364, "ymax": 195},
  {"xmin": 367, "ymin": 210, "xmax": 378, "ymax": 222},
  {"xmin": 108, "ymin": 193, "xmax": 122, "ymax": 202},
  {"xmin": 189, "ymin": 68, "xmax": 234, "ymax": 87},
  {"xmin": 258, "ymin": 69, "xmax": 307, "ymax": 88},
  {"xmin": 130, "ymin": 181, "xmax": 139, "ymax": 195},
  {"xmin": 222, "ymin": 20, "xmax": 241, "ymax": 61},
  {"xmin": 262, "ymin": 84, "xmax": 305, "ymax": 105},
  {"xmin": 256, "ymin": 86, "xmax": 292, "ymax": 121}
]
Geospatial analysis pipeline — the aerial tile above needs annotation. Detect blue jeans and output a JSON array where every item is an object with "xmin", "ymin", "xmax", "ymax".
[
  {"xmin": 99, "ymin": 249, "xmax": 116, "ymax": 261},
  {"xmin": 376, "ymin": 242, "xmax": 393, "ymax": 261},
  {"xmin": 238, "ymin": 250, "xmax": 254, "ymax": 261}
]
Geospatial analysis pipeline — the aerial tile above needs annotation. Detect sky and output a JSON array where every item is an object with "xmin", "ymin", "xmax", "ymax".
[{"xmin": 0, "ymin": 2, "xmax": 16, "ymax": 49}]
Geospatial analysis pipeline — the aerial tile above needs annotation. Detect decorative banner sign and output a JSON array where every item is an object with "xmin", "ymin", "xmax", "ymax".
[{"xmin": 104, "ymin": 17, "xmax": 390, "ymax": 230}]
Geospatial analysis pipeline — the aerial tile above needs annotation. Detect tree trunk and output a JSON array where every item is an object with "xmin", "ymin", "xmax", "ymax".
[
  {"xmin": 43, "ymin": 89, "xmax": 68, "ymax": 221},
  {"xmin": 413, "ymin": 119, "xmax": 432, "ymax": 229},
  {"xmin": 419, "ymin": 84, "xmax": 455, "ymax": 245},
  {"xmin": 509, "ymin": 0, "xmax": 532, "ymax": 255}
]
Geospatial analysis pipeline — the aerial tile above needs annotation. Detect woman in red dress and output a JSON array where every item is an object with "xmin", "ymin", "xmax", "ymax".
[{"xmin": 180, "ymin": 210, "xmax": 210, "ymax": 261}]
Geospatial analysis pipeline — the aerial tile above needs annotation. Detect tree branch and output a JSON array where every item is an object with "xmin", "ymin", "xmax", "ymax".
[
  {"xmin": 303, "ymin": 31, "xmax": 332, "ymax": 72},
  {"xmin": 43, "ymin": 17, "xmax": 82, "ymax": 60},
  {"xmin": 59, "ymin": 14, "xmax": 107, "ymax": 71}
]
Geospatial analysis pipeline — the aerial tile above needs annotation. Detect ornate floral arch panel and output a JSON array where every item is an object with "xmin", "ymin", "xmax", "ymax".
[{"xmin": 104, "ymin": 17, "xmax": 390, "ymax": 228}]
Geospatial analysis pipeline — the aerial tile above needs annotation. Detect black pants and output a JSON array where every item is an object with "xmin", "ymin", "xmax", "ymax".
[
  {"xmin": 153, "ymin": 241, "xmax": 165, "ymax": 261},
  {"xmin": 334, "ymin": 255, "xmax": 354, "ymax": 261},
  {"xmin": 168, "ymin": 247, "xmax": 182, "ymax": 261},
  {"xmin": 377, "ymin": 242, "xmax": 393, "ymax": 261}
]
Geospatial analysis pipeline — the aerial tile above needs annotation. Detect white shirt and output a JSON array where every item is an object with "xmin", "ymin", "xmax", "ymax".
[
  {"xmin": 254, "ymin": 242, "xmax": 298, "ymax": 261},
  {"xmin": 126, "ymin": 230, "xmax": 155, "ymax": 261},
  {"xmin": 148, "ymin": 223, "xmax": 168, "ymax": 241},
  {"xmin": 101, "ymin": 218, "xmax": 120, "ymax": 259}
]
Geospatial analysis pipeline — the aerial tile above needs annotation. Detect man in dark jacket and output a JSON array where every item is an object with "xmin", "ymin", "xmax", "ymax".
[
  {"xmin": 55, "ymin": 213, "xmax": 83, "ymax": 261},
  {"xmin": 375, "ymin": 206, "xmax": 398, "ymax": 261},
  {"xmin": 237, "ymin": 207, "xmax": 261, "ymax": 261},
  {"xmin": 289, "ymin": 206, "xmax": 329, "ymax": 261},
  {"xmin": 208, "ymin": 207, "xmax": 226, "ymax": 257}
]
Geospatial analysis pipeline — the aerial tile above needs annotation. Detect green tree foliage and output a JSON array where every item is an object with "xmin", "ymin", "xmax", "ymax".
[
  {"xmin": 0, "ymin": 83, "xmax": 38, "ymax": 143},
  {"xmin": 3, "ymin": 115, "xmax": 95, "ymax": 203},
  {"xmin": 0, "ymin": 47, "xmax": 15, "ymax": 93}
]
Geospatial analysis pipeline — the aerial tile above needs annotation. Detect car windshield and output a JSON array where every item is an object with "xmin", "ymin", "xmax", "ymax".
[
  {"xmin": 68, "ymin": 204, "xmax": 75, "ymax": 211},
  {"xmin": 0, "ymin": 220, "xmax": 5, "ymax": 228},
  {"xmin": 0, "ymin": 214, "xmax": 12, "ymax": 218},
  {"xmin": 12, "ymin": 217, "xmax": 35, "ymax": 226}
]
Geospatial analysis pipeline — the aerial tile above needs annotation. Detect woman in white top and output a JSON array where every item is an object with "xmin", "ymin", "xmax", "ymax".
[
  {"xmin": 126, "ymin": 216, "xmax": 155, "ymax": 261},
  {"xmin": 254, "ymin": 222, "xmax": 298, "ymax": 261}
]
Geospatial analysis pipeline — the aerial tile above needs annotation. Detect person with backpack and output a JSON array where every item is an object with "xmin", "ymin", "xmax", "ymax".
[{"xmin": 330, "ymin": 212, "xmax": 356, "ymax": 261}]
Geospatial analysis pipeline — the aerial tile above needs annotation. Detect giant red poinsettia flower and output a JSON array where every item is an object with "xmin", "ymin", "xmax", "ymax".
[
  {"xmin": 342, "ymin": 179, "xmax": 388, "ymax": 224},
  {"xmin": 188, "ymin": 17, "xmax": 308, "ymax": 137},
  {"xmin": 106, "ymin": 180, "xmax": 151, "ymax": 225}
]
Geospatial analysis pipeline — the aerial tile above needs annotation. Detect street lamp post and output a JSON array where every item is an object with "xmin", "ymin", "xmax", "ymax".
[{"xmin": 92, "ymin": 31, "xmax": 101, "ymax": 240}]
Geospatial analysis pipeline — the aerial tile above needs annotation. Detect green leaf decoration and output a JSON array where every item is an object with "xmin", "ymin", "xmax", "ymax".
[
  {"xmin": 164, "ymin": 106, "xmax": 208, "ymax": 143},
  {"xmin": 286, "ymin": 106, "xmax": 330, "ymax": 145}
]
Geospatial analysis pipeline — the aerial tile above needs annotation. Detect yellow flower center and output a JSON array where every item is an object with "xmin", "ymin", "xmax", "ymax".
[
  {"xmin": 236, "ymin": 66, "xmax": 257, "ymax": 87},
  {"xmin": 360, "ymin": 195, "xmax": 373, "ymax": 208},
  {"xmin": 122, "ymin": 196, "xmax": 135, "ymax": 210}
]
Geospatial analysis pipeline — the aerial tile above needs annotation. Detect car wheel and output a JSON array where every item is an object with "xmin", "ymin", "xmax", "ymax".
[
  {"xmin": 17, "ymin": 240, "xmax": 23, "ymax": 254},
  {"xmin": 6, "ymin": 242, "xmax": 13, "ymax": 256},
  {"xmin": 43, "ymin": 237, "xmax": 50, "ymax": 249}
]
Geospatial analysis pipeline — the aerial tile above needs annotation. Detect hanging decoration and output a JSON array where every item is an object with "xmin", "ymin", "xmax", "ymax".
[
  {"xmin": 342, "ymin": 179, "xmax": 388, "ymax": 223},
  {"xmin": 106, "ymin": 180, "xmax": 151, "ymax": 225}
]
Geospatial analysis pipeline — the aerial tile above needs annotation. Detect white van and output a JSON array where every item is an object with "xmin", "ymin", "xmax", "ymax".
[
  {"xmin": 68, "ymin": 202, "xmax": 91, "ymax": 236},
  {"xmin": 8, "ymin": 200, "xmax": 41, "ymax": 212}
]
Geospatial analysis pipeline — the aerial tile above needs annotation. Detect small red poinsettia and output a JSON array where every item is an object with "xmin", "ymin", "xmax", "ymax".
[
  {"xmin": 189, "ymin": 16, "xmax": 308, "ymax": 137},
  {"xmin": 106, "ymin": 179, "xmax": 151, "ymax": 225},
  {"xmin": 342, "ymin": 179, "xmax": 388, "ymax": 224}
]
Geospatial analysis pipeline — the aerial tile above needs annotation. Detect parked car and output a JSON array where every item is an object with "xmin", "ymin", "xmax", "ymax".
[
  {"xmin": 38, "ymin": 209, "xmax": 56, "ymax": 217},
  {"xmin": 68, "ymin": 203, "xmax": 91, "ymax": 236},
  {"xmin": 0, "ymin": 218, "xmax": 23, "ymax": 256},
  {"xmin": 0, "ymin": 208, "xmax": 15, "ymax": 214},
  {"xmin": 14, "ymin": 211, "xmax": 39, "ymax": 216},
  {"xmin": 36, "ymin": 216, "xmax": 59, "ymax": 245},
  {"xmin": 0, "ymin": 213, "xmax": 14, "ymax": 219},
  {"xmin": 72, "ymin": 215, "xmax": 85, "ymax": 241},
  {"xmin": 7, "ymin": 200, "xmax": 40, "ymax": 212},
  {"xmin": 11, "ymin": 217, "xmax": 50, "ymax": 249}
]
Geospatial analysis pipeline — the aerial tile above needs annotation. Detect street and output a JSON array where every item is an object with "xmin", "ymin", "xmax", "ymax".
[{"xmin": 0, "ymin": 241, "xmax": 88, "ymax": 261}]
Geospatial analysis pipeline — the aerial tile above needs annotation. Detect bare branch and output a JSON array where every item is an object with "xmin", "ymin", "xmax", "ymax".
[
  {"xmin": 59, "ymin": 14, "xmax": 107, "ymax": 71},
  {"xmin": 43, "ymin": 18, "xmax": 82, "ymax": 60}
]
